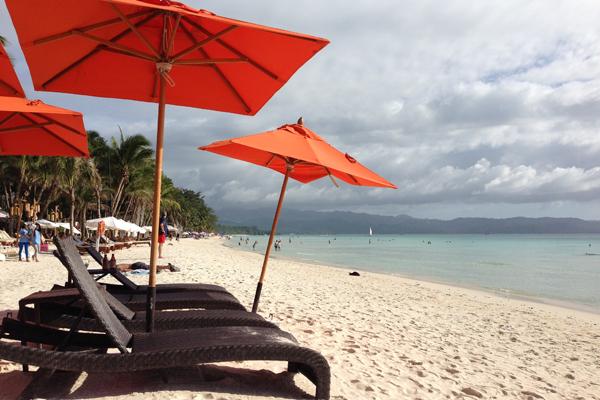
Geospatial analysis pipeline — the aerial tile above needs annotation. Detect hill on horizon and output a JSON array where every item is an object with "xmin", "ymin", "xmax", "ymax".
[{"xmin": 215, "ymin": 207, "xmax": 600, "ymax": 234}]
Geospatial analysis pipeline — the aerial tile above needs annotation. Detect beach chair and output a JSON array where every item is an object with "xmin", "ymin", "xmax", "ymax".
[
  {"xmin": 72, "ymin": 236, "xmax": 92, "ymax": 254},
  {"xmin": 51, "ymin": 244, "xmax": 246, "ymax": 312},
  {"xmin": 20, "ymin": 248, "xmax": 277, "ymax": 332},
  {"xmin": 0, "ymin": 236, "xmax": 330, "ymax": 400},
  {"xmin": 18, "ymin": 286, "xmax": 279, "ymax": 332},
  {"xmin": 83, "ymin": 246, "xmax": 230, "ymax": 295}
]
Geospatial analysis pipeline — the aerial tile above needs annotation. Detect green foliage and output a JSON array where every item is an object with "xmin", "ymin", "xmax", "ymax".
[
  {"xmin": 214, "ymin": 225, "xmax": 268, "ymax": 235},
  {"xmin": 0, "ymin": 128, "xmax": 218, "ymax": 235},
  {"xmin": 170, "ymin": 189, "xmax": 218, "ymax": 232}
]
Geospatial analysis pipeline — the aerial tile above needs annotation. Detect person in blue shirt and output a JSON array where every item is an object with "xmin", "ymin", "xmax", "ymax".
[
  {"xmin": 18, "ymin": 222, "xmax": 31, "ymax": 262},
  {"xmin": 30, "ymin": 223, "xmax": 41, "ymax": 262}
]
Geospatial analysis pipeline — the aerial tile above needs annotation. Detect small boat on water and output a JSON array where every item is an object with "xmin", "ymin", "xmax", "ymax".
[{"xmin": 369, "ymin": 227, "xmax": 372, "ymax": 236}]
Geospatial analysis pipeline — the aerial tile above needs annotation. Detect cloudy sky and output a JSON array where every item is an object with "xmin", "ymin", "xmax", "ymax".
[{"xmin": 2, "ymin": 0, "xmax": 600, "ymax": 220}]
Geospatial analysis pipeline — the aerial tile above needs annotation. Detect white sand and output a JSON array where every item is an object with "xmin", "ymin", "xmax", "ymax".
[{"xmin": 0, "ymin": 237, "xmax": 599, "ymax": 399}]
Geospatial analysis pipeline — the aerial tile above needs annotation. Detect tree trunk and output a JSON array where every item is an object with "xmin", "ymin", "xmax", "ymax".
[
  {"xmin": 95, "ymin": 187, "xmax": 102, "ymax": 218},
  {"xmin": 111, "ymin": 176, "xmax": 127, "ymax": 216},
  {"xmin": 69, "ymin": 187, "xmax": 75, "ymax": 236}
]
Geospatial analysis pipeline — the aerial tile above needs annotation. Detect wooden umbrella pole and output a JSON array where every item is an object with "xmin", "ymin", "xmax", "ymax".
[
  {"xmin": 146, "ymin": 74, "xmax": 166, "ymax": 333},
  {"xmin": 251, "ymin": 166, "xmax": 292, "ymax": 313}
]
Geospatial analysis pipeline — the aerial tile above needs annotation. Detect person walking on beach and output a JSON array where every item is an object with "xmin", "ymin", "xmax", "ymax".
[
  {"xmin": 158, "ymin": 211, "xmax": 168, "ymax": 258},
  {"xmin": 30, "ymin": 223, "xmax": 41, "ymax": 262},
  {"xmin": 18, "ymin": 222, "xmax": 31, "ymax": 261}
]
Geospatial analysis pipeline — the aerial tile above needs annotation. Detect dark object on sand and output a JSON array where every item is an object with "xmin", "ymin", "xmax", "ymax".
[
  {"xmin": 85, "ymin": 247, "xmax": 227, "ymax": 296},
  {"xmin": 0, "ymin": 236, "xmax": 330, "ymax": 400},
  {"xmin": 349, "ymin": 271, "xmax": 361, "ymax": 276}
]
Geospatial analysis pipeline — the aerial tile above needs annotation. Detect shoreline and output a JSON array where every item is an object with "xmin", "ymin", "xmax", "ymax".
[{"xmin": 224, "ymin": 239, "xmax": 600, "ymax": 320}]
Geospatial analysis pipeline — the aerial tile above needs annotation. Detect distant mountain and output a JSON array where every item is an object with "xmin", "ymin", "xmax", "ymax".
[{"xmin": 215, "ymin": 207, "xmax": 600, "ymax": 234}]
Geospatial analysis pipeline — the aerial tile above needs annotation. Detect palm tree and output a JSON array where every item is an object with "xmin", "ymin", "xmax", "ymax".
[
  {"xmin": 58, "ymin": 156, "xmax": 85, "ymax": 235},
  {"xmin": 86, "ymin": 130, "xmax": 108, "ymax": 218},
  {"xmin": 109, "ymin": 129, "xmax": 154, "ymax": 216}
]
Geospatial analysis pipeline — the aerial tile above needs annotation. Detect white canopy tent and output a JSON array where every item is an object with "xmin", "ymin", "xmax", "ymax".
[
  {"xmin": 85, "ymin": 216, "xmax": 130, "ymax": 231},
  {"xmin": 56, "ymin": 222, "xmax": 81, "ymax": 235},
  {"xmin": 35, "ymin": 219, "xmax": 59, "ymax": 228}
]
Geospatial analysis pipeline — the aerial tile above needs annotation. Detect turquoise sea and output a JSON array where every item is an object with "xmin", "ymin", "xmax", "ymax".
[{"xmin": 226, "ymin": 233, "xmax": 600, "ymax": 311}]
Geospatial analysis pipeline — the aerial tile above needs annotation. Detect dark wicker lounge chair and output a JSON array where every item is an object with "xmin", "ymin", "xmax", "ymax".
[
  {"xmin": 54, "ymin": 245, "xmax": 246, "ymax": 312},
  {"xmin": 19, "ymin": 285, "xmax": 278, "ymax": 333},
  {"xmin": 84, "ymin": 246, "xmax": 229, "ymax": 295},
  {"xmin": 0, "ymin": 237, "xmax": 330, "ymax": 400}
]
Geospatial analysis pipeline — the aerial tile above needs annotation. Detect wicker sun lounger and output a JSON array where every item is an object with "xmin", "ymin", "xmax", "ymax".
[
  {"xmin": 0, "ymin": 237, "xmax": 330, "ymax": 400},
  {"xmin": 18, "ymin": 286, "xmax": 278, "ymax": 332},
  {"xmin": 84, "ymin": 246, "xmax": 230, "ymax": 295},
  {"xmin": 52, "ymin": 246, "xmax": 246, "ymax": 312}
]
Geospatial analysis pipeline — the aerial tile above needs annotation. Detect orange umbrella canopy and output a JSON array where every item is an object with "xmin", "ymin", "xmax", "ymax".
[
  {"xmin": 0, "ymin": 97, "xmax": 89, "ymax": 157},
  {"xmin": 6, "ymin": 0, "xmax": 330, "ymax": 115},
  {"xmin": 0, "ymin": 42, "xmax": 25, "ymax": 98},
  {"xmin": 200, "ymin": 122, "xmax": 396, "ymax": 313},
  {"xmin": 199, "ymin": 123, "xmax": 398, "ymax": 189}
]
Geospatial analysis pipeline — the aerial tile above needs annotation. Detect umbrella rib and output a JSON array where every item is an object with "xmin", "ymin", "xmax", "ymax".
[
  {"xmin": 170, "ymin": 26, "xmax": 239, "ymax": 61},
  {"xmin": 181, "ymin": 16, "xmax": 282, "ymax": 83},
  {"xmin": 71, "ymin": 30, "xmax": 156, "ymax": 62},
  {"xmin": 0, "ymin": 78, "xmax": 19, "ymax": 95},
  {"xmin": 20, "ymin": 113, "xmax": 86, "ymax": 156},
  {"xmin": 323, "ymin": 167, "xmax": 340, "ymax": 188},
  {"xmin": 0, "ymin": 122, "xmax": 53, "ymax": 134},
  {"xmin": 266, "ymin": 153, "xmax": 291, "ymax": 166},
  {"xmin": 0, "ymin": 111, "xmax": 20, "ymax": 127},
  {"xmin": 99, "ymin": 45, "xmax": 160, "ymax": 62},
  {"xmin": 107, "ymin": 2, "xmax": 160, "ymax": 59},
  {"xmin": 211, "ymin": 64, "xmax": 251, "ymax": 113},
  {"xmin": 171, "ymin": 58, "xmax": 246, "ymax": 65},
  {"xmin": 42, "ymin": 48, "xmax": 101, "ymax": 89},
  {"xmin": 33, "ymin": 9, "xmax": 155, "ymax": 46},
  {"xmin": 178, "ymin": 23, "xmax": 251, "ymax": 113},
  {"xmin": 32, "ymin": 113, "xmax": 85, "ymax": 136},
  {"xmin": 164, "ymin": 14, "xmax": 182, "ymax": 57},
  {"xmin": 41, "ymin": 12, "xmax": 161, "ymax": 89},
  {"xmin": 346, "ymin": 173, "xmax": 359, "ymax": 184}
]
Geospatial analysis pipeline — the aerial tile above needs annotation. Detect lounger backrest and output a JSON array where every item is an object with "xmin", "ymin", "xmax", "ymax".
[
  {"xmin": 54, "ymin": 236, "xmax": 132, "ymax": 353},
  {"xmin": 86, "ymin": 247, "xmax": 139, "ymax": 291},
  {"xmin": 54, "ymin": 250, "xmax": 136, "ymax": 320}
]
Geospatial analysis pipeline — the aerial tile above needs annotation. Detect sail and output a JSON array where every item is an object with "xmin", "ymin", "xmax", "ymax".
[{"xmin": 369, "ymin": 227, "xmax": 372, "ymax": 236}]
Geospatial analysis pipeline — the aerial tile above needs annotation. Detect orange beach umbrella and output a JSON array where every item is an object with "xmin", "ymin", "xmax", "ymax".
[
  {"xmin": 0, "ymin": 97, "xmax": 89, "ymax": 157},
  {"xmin": 6, "ymin": 0, "xmax": 329, "ymax": 331},
  {"xmin": 199, "ymin": 120, "xmax": 397, "ymax": 312},
  {"xmin": 0, "ymin": 42, "xmax": 25, "ymax": 98}
]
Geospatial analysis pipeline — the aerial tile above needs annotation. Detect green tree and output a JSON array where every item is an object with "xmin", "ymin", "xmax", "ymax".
[{"xmin": 109, "ymin": 129, "xmax": 153, "ymax": 216}]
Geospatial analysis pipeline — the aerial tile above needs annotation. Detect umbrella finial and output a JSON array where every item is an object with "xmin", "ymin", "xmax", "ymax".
[{"xmin": 297, "ymin": 117, "xmax": 304, "ymax": 125}]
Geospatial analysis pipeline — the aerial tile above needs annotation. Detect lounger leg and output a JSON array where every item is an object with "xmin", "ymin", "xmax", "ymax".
[
  {"xmin": 288, "ymin": 362, "xmax": 330, "ymax": 399},
  {"xmin": 17, "ymin": 367, "xmax": 56, "ymax": 400}
]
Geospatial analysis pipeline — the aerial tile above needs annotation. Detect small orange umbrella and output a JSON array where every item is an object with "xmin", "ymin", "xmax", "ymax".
[
  {"xmin": 0, "ymin": 98, "xmax": 89, "ymax": 158},
  {"xmin": 7, "ymin": 0, "xmax": 328, "ymax": 330},
  {"xmin": 0, "ymin": 42, "xmax": 25, "ymax": 98},
  {"xmin": 200, "ymin": 120, "xmax": 397, "ymax": 312}
]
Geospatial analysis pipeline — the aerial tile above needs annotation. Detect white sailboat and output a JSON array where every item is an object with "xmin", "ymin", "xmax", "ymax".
[{"xmin": 369, "ymin": 227, "xmax": 372, "ymax": 236}]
